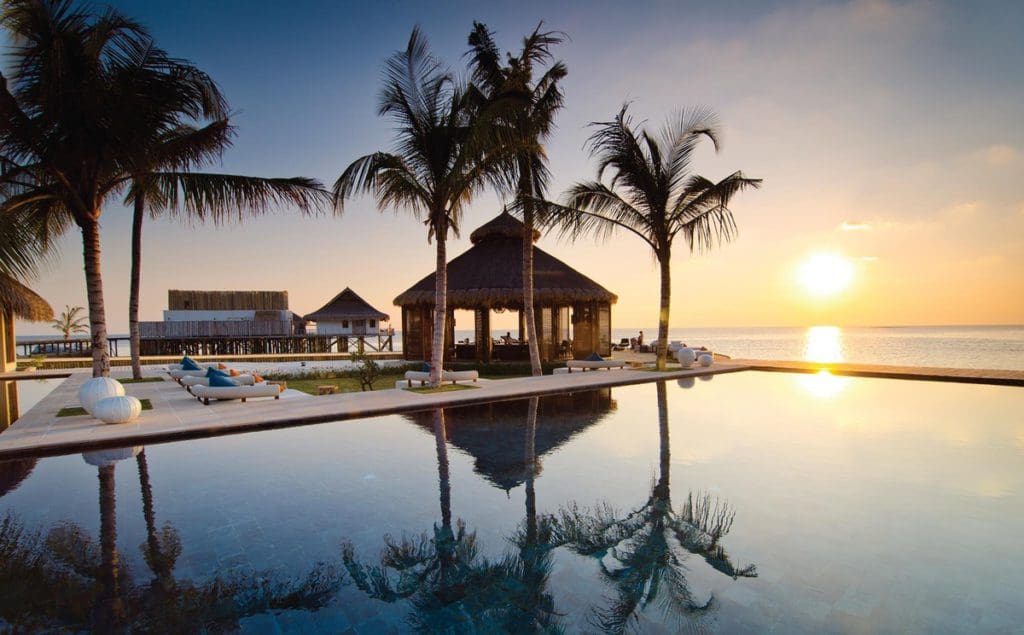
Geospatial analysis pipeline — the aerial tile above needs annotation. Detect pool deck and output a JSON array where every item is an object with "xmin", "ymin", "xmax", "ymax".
[{"xmin": 1, "ymin": 358, "xmax": 1021, "ymax": 459}]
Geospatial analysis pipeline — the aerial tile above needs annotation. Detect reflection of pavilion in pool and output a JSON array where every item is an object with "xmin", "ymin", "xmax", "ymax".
[{"xmin": 403, "ymin": 389, "xmax": 616, "ymax": 491}]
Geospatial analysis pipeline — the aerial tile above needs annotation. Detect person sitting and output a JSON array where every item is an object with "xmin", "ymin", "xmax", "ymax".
[{"xmin": 501, "ymin": 332, "xmax": 513, "ymax": 345}]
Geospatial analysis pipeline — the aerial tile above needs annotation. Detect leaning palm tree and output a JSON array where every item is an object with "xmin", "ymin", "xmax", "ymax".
[
  {"xmin": 124, "ymin": 120, "xmax": 329, "ymax": 378},
  {"xmin": 335, "ymin": 27, "xmax": 509, "ymax": 387},
  {"xmin": 544, "ymin": 105, "xmax": 761, "ymax": 369},
  {"xmin": 0, "ymin": 0, "xmax": 230, "ymax": 376},
  {"xmin": 51, "ymin": 305, "xmax": 87, "ymax": 342},
  {"xmin": 466, "ymin": 22, "xmax": 567, "ymax": 376}
]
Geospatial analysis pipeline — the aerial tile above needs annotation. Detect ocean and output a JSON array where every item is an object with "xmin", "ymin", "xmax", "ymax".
[{"xmin": 19, "ymin": 325, "xmax": 1024, "ymax": 371}]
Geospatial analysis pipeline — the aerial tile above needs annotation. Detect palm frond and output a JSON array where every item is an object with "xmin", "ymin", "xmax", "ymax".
[{"xmin": 150, "ymin": 172, "xmax": 330, "ymax": 225}]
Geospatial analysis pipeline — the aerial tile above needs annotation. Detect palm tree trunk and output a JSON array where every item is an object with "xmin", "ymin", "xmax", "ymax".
[
  {"xmin": 98, "ymin": 464, "xmax": 124, "ymax": 629},
  {"xmin": 129, "ymin": 192, "xmax": 145, "ymax": 379},
  {"xmin": 430, "ymin": 217, "xmax": 448, "ymax": 388},
  {"xmin": 433, "ymin": 409, "xmax": 451, "ymax": 530},
  {"xmin": 656, "ymin": 254, "xmax": 672, "ymax": 371},
  {"xmin": 521, "ymin": 171, "xmax": 542, "ymax": 376},
  {"xmin": 655, "ymin": 381, "xmax": 670, "ymax": 502},
  {"xmin": 524, "ymin": 397, "xmax": 539, "ymax": 544},
  {"xmin": 81, "ymin": 218, "xmax": 110, "ymax": 377}
]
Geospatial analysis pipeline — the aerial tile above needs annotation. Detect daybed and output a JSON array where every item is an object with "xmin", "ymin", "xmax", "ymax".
[
  {"xmin": 566, "ymin": 360, "xmax": 628, "ymax": 372},
  {"xmin": 404, "ymin": 370, "xmax": 480, "ymax": 386},
  {"xmin": 180, "ymin": 374, "xmax": 257, "ymax": 389},
  {"xmin": 168, "ymin": 363, "xmax": 228, "ymax": 380},
  {"xmin": 191, "ymin": 382, "xmax": 281, "ymax": 405}
]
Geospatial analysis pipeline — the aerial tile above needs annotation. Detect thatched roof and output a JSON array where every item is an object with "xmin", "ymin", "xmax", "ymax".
[
  {"xmin": 395, "ymin": 212, "xmax": 617, "ymax": 308},
  {"xmin": 0, "ymin": 273, "xmax": 53, "ymax": 321},
  {"xmin": 404, "ymin": 389, "xmax": 616, "ymax": 491},
  {"xmin": 305, "ymin": 287, "xmax": 389, "ymax": 322}
]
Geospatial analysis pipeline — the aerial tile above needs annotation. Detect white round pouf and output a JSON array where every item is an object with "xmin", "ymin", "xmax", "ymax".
[
  {"xmin": 78, "ymin": 377, "xmax": 125, "ymax": 416},
  {"xmin": 676, "ymin": 377, "xmax": 696, "ymax": 389},
  {"xmin": 93, "ymin": 396, "xmax": 142, "ymax": 424},
  {"xmin": 699, "ymin": 353, "xmax": 713, "ymax": 367},
  {"xmin": 676, "ymin": 347, "xmax": 696, "ymax": 368}
]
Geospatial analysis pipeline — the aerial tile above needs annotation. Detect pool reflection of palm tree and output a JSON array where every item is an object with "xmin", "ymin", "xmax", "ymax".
[
  {"xmin": 0, "ymin": 447, "xmax": 342, "ymax": 631},
  {"xmin": 500, "ymin": 396, "xmax": 562, "ymax": 632},
  {"xmin": 552, "ymin": 382, "xmax": 756, "ymax": 633},
  {"xmin": 342, "ymin": 408, "xmax": 521, "ymax": 631}
]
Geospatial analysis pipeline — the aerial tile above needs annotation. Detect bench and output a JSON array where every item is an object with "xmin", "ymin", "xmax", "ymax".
[{"xmin": 404, "ymin": 370, "xmax": 479, "ymax": 386}]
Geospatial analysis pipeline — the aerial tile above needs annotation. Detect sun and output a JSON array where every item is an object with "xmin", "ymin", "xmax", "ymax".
[{"xmin": 798, "ymin": 253, "xmax": 855, "ymax": 297}]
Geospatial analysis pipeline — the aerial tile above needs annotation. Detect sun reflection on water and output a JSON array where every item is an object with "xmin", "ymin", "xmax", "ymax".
[
  {"xmin": 796, "ymin": 370, "xmax": 852, "ymax": 399},
  {"xmin": 803, "ymin": 326, "xmax": 844, "ymax": 363}
]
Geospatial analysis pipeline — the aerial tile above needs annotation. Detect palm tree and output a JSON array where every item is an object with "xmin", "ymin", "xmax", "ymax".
[
  {"xmin": 0, "ymin": 0, "xmax": 231, "ymax": 377},
  {"xmin": 51, "ymin": 305, "xmax": 87, "ymax": 341},
  {"xmin": 335, "ymin": 27, "xmax": 509, "ymax": 387},
  {"xmin": 551, "ymin": 382, "xmax": 756, "ymax": 633},
  {"xmin": 466, "ymin": 23, "xmax": 567, "ymax": 376},
  {"xmin": 124, "ymin": 120, "xmax": 329, "ymax": 379},
  {"xmin": 544, "ymin": 105, "xmax": 761, "ymax": 369}
]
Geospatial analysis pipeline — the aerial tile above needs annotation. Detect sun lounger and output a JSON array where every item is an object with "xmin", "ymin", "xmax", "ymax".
[
  {"xmin": 191, "ymin": 382, "xmax": 281, "ymax": 405},
  {"xmin": 404, "ymin": 370, "xmax": 480, "ymax": 386},
  {"xmin": 168, "ymin": 363, "xmax": 228, "ymax": 380},
  {"xmin": 566, "ymin": 360, "xmax": 627, "ymax": 372},
  {"xmin": 180, "ymin": 374, "xmax": 257, "ymax": 389}
]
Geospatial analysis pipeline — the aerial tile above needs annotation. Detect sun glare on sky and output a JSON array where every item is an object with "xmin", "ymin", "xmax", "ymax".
[{"xmin": 798, "ymin": 253, "xmax": 855, "ymax": 297}]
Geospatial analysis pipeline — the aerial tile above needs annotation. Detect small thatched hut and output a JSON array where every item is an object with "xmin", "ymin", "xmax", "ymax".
[
  {"xmin": 304, "ymin": 287, "xmax": 389, "ymax": 336},
  {"xmin": 395, "ymin": 212, "xmax": 617, "ymax": 362},
  {"xmin": 0, "ymin": 273, "xmax": 53, "ymax": 373}
]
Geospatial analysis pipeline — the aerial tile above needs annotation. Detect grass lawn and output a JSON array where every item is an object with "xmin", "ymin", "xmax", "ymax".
[
  {"xmin": 58, "ymin": 399, "xmax": 153, "ymax": 417},
  {"xmin": 120, "ymin": 377, "xmax": 164, "ymax": 384},
  {"xmin": 284, "ymin": 373, "xmax": 408, "ymax": 396}
]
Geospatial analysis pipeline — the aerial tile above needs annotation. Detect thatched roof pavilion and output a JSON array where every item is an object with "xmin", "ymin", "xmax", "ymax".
[
  {"xmin": 395, "ymin": 212, "xmax": 617, "ymax": 362},
  {"xmin": 1, "ymin": 273, "xmax": 53, "ymax": 373}
]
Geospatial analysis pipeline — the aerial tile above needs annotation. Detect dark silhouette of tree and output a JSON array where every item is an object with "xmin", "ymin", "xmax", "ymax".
[
  {"xmin": 467, "ymin": 23, "xmax": 567, "ymax": 376},
  {"xmin": 334, "ymin": 28, "xmax": 513, "ymax": 387},
  {"xmin": 542, "ymin": 106, "xmax": 760, "ymax": 369}
]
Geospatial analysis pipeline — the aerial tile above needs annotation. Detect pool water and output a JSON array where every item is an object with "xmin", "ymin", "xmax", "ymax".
[{"xmin": 1, "ymin": 372, "xmax": 1022, "ymax": 633}]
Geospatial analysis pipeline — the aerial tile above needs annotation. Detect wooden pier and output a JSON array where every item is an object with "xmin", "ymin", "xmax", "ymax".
[{"xmin": 18, "ymin": 333, "xmax": 394, "ymax": 359}]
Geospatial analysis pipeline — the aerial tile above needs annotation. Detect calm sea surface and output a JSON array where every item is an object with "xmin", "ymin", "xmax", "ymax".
[{"xmin": 19, "ymin": 325, "xmax": 1024, "ymax": 370}]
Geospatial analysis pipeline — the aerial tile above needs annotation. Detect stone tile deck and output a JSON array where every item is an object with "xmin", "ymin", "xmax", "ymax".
[
  {"xmin": 0, "ymin": 363, "xmax": 751, "ymax": 459},
  {"xmin": 2, "ymin": 358, "xmax": 1021, "ymax": 460}
]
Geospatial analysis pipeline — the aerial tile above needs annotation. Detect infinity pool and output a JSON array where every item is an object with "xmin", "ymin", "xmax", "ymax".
[{"xmin": 1, "ymin": 372, "xmax": 1021, "ymax": 633}]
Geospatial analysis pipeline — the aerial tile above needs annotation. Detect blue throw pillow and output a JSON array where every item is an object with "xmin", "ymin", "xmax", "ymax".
[
  {"xmin": 585, "ymin": 352, "xmax": 604, "ymax": 361},
  {"xmin": 181, "ymin": 356, "xmax": 201, "ymax": 371},
  {"xmin": 421, "ymin": 362, "xmax": 431, "ymax": 372},
  {"xmin": 205, "ymin": 366, "xmax": 230, "ymax": 378},
  {"xmin": 209, "ymin": 374, "xmax": 240, "ymax": 387}
]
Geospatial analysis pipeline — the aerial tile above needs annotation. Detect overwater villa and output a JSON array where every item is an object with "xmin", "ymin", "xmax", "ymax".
[
  {"xmin": 395, "ymin": 212, "xmax": 618, "ymax": 363},
  {"xmin": 304, "ymin": 287, "xmax": 391, "ymax": 352}
]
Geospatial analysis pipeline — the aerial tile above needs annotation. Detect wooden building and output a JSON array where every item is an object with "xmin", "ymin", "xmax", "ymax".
[
  {"xmin": 395, "ymin": 212, "xmax": 617, "ymax": 363},
  {"xmin": 1, "ymin": 274, "xmax": 53, "ymax": 372},
  {"xmin": 304, "ymin": 288, "xmax": 389, "ymax": 336},
  {"xmin": 140, "ymin": 289, "xmax": 296, "ymax": 338}
]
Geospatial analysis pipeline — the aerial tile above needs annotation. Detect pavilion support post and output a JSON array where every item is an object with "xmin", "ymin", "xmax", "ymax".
[{"xmin": 475, "ymin": 308, "xmax": 491, "ymax": 362}]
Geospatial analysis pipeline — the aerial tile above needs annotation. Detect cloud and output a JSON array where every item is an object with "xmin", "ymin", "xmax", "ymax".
[
  {"xmin": 979, "ymin": 144, "xmax": 1019, "ymax": 166},
  {"xmin": 840, "ymin": 221, "xmax": 871, "ymax": 231}
]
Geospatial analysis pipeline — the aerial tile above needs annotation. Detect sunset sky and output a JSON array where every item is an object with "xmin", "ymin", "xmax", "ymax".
[{"xmin": 11, "ymin": 0, "xmax": 1024, "ymax": 335}]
